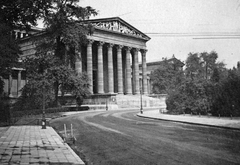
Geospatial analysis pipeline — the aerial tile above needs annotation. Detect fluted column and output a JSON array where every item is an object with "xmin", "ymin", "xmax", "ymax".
[
  {"xmin": 87, "ymin": 40, "xmax": 94, "ymax": 94},
  {"xmin": 117, "ymin": 45, "xmax": 124, "ymax": 94},
  {"xmin": 141, "ymin": 49, "xmax": 148, "ymax": 95},
  {"xmin": 97, "ymin": 41, "xmax": 104, "ymax": 94},
  {"xmin": 126, "ymin": 47, "xmax": 132, "ymax": 95},
  {"xmin": 107, "ymin": 43, "xmax": 114, "ymax": 93},
  {"xmin": 75, "ymin": 50, "xmax": 82, "ymax": 75},
  {"xmin": 17, "ymin": 70, "xmax": 22, "ymax": 96},
  {"xmin": 134, "ymin": 48, "xmax": 140, "ymax": 94}
]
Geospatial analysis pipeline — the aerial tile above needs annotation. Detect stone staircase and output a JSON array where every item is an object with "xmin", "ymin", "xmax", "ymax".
[
  {"xmin": 62, "ymin": 94, "xmax": 167, "ymax": 111},
  {"xmin": 116, "ymin": 94, "xmax": 166, "ymax": 110}
]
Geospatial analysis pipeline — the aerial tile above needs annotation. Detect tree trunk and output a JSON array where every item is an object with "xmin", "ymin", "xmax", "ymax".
[{"xmin": 54, "ymin": 81, "xmax": 59, "ymax": 107}]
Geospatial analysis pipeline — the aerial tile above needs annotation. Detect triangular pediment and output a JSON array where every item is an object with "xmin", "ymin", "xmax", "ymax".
[{"xmin": 86, "ymin": 17, "xmax": 150, "ymax": 40}]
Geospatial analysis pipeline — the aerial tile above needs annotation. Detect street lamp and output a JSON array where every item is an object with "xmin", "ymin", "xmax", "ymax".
[
  {"xmin": 42, "ymin": 71, "xmax": 46, "ymax": 129},
  {"xmin": 106, "ymin": 97, "xmax": 108, "ymax": 111},
  {"xmin": 42, "ymin": 90, "xmax": 46, "ymax": 129},
  {"xmin": 140, "ymin": 85, "xmax": 143, "ymax": 114}
]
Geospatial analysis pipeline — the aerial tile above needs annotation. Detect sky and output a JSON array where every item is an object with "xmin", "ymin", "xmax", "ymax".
[{"xmin": 78, "ymin": 0, "xmax": 240, "ymax": 68}]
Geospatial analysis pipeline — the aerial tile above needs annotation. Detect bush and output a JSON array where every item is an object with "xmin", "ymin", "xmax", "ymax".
[
  {"xmin": 211, "ymin": 70, "xmax": 240, "ymax": 117},
  {"xmin": 0, "ymin": 99, "xmax": 10, "ymax": 124},
  {"xmin": 166, "ymin": 91, "xmax": 184, "ymax": 114},
  {"xmin": 12, "ymin": 107, "xmax": 70, "ymax": 118}
]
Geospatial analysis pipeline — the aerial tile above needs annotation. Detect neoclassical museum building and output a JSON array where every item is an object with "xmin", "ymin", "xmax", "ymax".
[
  {"xmin": 78, "ymin": 17, "xmax": 150, "ymax": 96},
  {"xmin": 3, "ymin": 17, "xmax": 166, "ymax": 108}
]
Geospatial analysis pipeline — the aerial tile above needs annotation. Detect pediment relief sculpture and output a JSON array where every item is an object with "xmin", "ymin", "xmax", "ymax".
[{"xmin": 92, "ymin": 21, "xmax": 146, "ymax": 39}]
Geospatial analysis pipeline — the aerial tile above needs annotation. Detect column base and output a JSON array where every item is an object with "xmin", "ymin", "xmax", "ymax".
[{"xmin": 108, "ymin": 92, "xmax": 116, "ymax": 95}]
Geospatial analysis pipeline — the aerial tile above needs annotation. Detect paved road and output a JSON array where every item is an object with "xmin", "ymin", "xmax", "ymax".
[{"xmin": 51, "ymin": 110, "xmax": 240, "ymax": 165}]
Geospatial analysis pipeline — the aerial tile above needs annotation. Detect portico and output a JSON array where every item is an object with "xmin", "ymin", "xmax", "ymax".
[{"xmin": 76, "ymin": 17, "xmax": 150, "ymax": 96}]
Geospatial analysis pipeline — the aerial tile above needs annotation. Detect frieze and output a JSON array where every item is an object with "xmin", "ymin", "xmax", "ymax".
[{"xmin": 92, "ymin": 21, "xmax": 145, "ymax": 39}]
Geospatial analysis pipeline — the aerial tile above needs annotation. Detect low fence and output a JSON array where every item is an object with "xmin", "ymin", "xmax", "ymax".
[
  {"xmin": 0, "ymin": 106, "xmax": 72, "ymax": 126},
  {"xmin": 13, "ymin": 107, "xmax": 69, "ymax": 118}
]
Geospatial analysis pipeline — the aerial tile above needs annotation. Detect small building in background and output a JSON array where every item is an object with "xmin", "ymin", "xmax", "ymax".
[{"xmin": 139, "ymin": 55, "xmax": 185, "ymax": 94}]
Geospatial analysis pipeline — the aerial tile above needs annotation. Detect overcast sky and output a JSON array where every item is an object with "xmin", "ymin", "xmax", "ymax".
[{"xmin": 79, "ymin": 0, "xmax": 240, "ymax": 68}]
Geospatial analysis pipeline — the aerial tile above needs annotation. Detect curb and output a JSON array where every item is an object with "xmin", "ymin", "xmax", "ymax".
[
  {"xmin": 48, "ymin": 120, "xmax": 85, "ymax": 165},
  {"xmin": 137, "ymin": 114, "xmax": 240, "ymax": 131}
]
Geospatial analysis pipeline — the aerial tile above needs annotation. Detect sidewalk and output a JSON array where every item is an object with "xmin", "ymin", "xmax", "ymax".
[
  {"xmin": 137, "ymin": 110, "xmax": 240, "ymax": 130},
  {"xmin": 0, "ymin": 126, "xmax": 84, "ymax": 165}
]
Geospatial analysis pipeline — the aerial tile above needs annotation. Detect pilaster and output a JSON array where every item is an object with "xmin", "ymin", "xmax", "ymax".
[
  {"xmin": 8, "ymin": 74, "xmax": 13, "ymax": 97},
  {"xmin": 17, "ymin": 70, "xmax": 22, "ymax": 96}
]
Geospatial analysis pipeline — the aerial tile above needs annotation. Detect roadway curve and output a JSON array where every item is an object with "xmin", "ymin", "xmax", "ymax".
[{"xmin": 51, "ymin": 110, "xmax": 240, "ymax": 165}]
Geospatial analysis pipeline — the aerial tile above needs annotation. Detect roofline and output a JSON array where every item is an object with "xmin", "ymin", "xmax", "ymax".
[
  {"xmin": 84, "ymin": 17, "xmax": 151, "ymax": 41},
  {"xmin": 139, "ymin": 58, "xmax": 185, "ymax": 67},
  {"xmin": 20, "ymin": 17, "xmax": 151, "ymax": 41}
]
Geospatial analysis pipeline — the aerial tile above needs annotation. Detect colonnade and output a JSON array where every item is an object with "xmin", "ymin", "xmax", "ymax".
[{"xmin": 77, "ymin": 40, "xmax": 148, "ymax": 95}]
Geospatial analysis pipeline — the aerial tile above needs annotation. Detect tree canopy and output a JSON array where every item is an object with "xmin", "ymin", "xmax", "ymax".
[
  {"xmin": 150, "ymin": 59, "xmax": 184, "ymax": 94},
  {"xmin": 164, "ymin": 51, "xmax": 240, "ymax": 117},
  {"xmin": 15, "ymin": 0, "xmax": 98, "ymax": 109},
  {"xmin": 0, "ymin": 0, "xmax": 53, "ymax": 95}
]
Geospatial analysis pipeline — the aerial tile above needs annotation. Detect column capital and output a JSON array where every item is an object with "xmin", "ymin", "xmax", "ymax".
[
  {"xmin": 134, "ymin": 48, "xmax": 140, "ymax": 52},
  {"xmin": 88, "ymin": 39, "xmax": 94, "ymax": 45},
  {"xmin": 98, "ymin": 41, "xmax": 105, "ymax": 46},
  {"xmin": 107, "ymin": 43, "xmax": 114, "ymax": 48},
  {"xmin": 140, "ymin": 49, "xmax": 148, "ymax": 54},
  {"xmin": 116, "ymin": 45, "xmax": 124, "ymax": 50},
  {"xmin": 125, "ymin": 47, "xmax": 132, "ymax": 52}
]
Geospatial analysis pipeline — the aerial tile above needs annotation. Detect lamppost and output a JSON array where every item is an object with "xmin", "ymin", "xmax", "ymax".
[
  {"xmin": 140, "ymin": 85, "xmax": 143, "ymax": 114},
  {"xmin": 42, "ymin": 71, "xmax": 46, "ymax": 129},
  {"xmin": 106, "ymin": 97, "xmax": 108, "ymax": 111}
]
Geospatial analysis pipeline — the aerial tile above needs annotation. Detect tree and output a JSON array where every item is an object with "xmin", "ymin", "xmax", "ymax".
[
  {"xmin": 150, "ymin": 59, "xmax": 184, "ymax": 94},
  {"xmin": 185, "ymin": 51, "xmax": 220, "ymax": 80},
  {"xmin": 237, "ymin": 61, "xmax": 240, "ymax": 75},
  {"xmin": 17, "ymin": 0, "xmax": 97, "ymax": 109},
  {"xmin": 15, "ymin": 51, "xmax": 90, "ymax": 110},
  {"xmin": 167, "ymin": 51, "xmax": 229, "ymax": 115},
  {"xmin": 166, "ymin": 78, "xmax": 211, "ymax": 115},
  {"xmin": 211, "ymin": 69, "xmax": 240, "ymax": 117},
  {"xmin": 0, "ymin": 24, "xmax": 20, "ymax": 95},
  {"xmin": 200, "ymin": 51, "xmax": 218, "ymax": 79},
  {"xmin": 0, "ymin": 0, "xmax": 52, "ymax": 28},
  {"xmin": 0, "ymin": 0, "xmax": 52, "ymax": 95},
  {"xmin": 35, "ymin": 0, "xmax": 97, "ymax": 106},
  {"xmin": 185, "ymin": 53, "xmax": 203, "ymax": 79}
]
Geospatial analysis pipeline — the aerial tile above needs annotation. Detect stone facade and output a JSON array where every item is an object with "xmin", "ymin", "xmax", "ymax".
[{"xmin": 2, "ymin": 17, "xmax": 151, "ymax": 99}]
